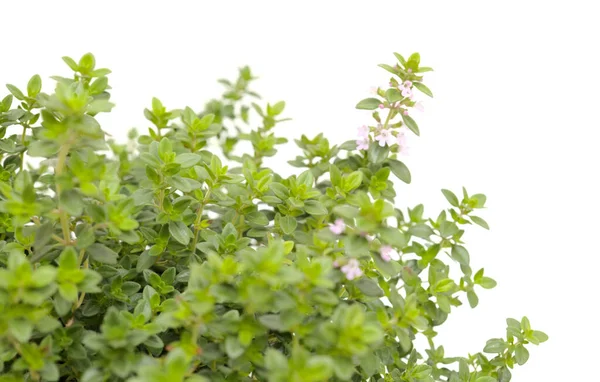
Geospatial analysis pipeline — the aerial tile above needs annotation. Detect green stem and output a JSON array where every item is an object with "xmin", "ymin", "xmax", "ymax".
[
  {"xmin": 382, "ymin": 107, "xmax": 395, "ymax": 130},
  {"xmin": 56, "ymin": 142, "xmax": 72, "ymax": 244},
  {"xmin": 190, "ymin": 189, "xmax": 212, "ymax": 250},
  {"xmin": 19, "ymin": 124, "xmax": 28, "ymax": 172}
]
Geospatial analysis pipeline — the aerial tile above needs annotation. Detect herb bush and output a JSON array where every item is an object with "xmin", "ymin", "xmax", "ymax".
[{"xmin": 0, "ymin": 52, "xmax": 547, "ymax": 381}]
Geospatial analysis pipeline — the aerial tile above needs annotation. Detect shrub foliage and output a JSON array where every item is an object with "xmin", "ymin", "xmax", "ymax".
[{"xmin": 0, "ymin": 52, "xmax": 546, "ymax": 381}]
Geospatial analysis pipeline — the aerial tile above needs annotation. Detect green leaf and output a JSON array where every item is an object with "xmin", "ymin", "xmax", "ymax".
[
  {"xmin": 58, "ymin": 246, "xmax": 79, "ymax": 270},
  {"xmin": 0, "ymin": 94, "xmax": 12, "ymax": 112},
  {"xmin": 393, "ymin": 52, "xmax": 407, "ymax": 65},
  {"xmin": 471, "ymin": 193, "xmax": 487, "ymax": 208},
  {"xmin": 515, "ymin": 343, "xmax": 529, "ymax": 365},
  {"xmin": 225, "ymin": 336, "xmax": 245, "ymax": 359},
  {"xmin": 329, "ymin": 164, "xmax": 341, "ymax": 187},
  {"xmin": 62, "ymin": 56, "xmax": 79, "ymax": 71},
  {"xmin": 333, "ymin": 205, "xmax": 358, "ymax": 219},
  {"xmin": 6, "ymin": 84, "xmax": 25, "ymax": 100},
  {"xmin": 385, "ymin": 88, "xmax": 402, "ymax": 103},
  {"xmin": 356, "ymin": 98, "xmax": 381, "ymax": 110},
  {"xmin": 401, "ymin": 113, "xmax": 420, "ymax": 136},
  {"xmin": 467, "ymin": 290, "xmax": 479, "ymax": 308},
  {"xmin": 258, "ymin": 314, "xmax": 285, "ymax": 331},
  {"xmin": 268, "ymin": 101, "xmax": 286, "ymax": 116},
  {"xmin": 87, "ymin": 243, "xmax": 118, "ymax": 264},
  {"xmin": 387, "ymin": 159, "xmax": 411, "ymax": 183},
  {"xmin": 158, "ymin": 137, "xmax": 173, "ymax": 161},
  {"xmin": 434, "ymin": 279, "xmax": 455, "ymax": 294},
  {"xmin": 265, "ymin": 349, "xmax": 288, "ymax": 371},
  {"xmin": 379, "ymin": 227, "xmax": 408, "ymax": 248},
  {"xmin": 279, "ymin": 215, "xmax": 297, "ymax": 235},
  {"xmin": 412, "ymin": 82, "xmax": 433, "ymax": 97},
  {"xmin": 59, "ymin": 282, "xmax": 79, "ymax": 302},
  {"xmin": 368, "ymin": 143, "xmax": 389, "ymax": 164},
  {"xmin": 136, "ymin": 250, "xmax": 155, "ymax": 272},
  {"xmin": 297, "ymin": 170, "xmax": 314, "ymax": 188},
  {"xmin": 169, "ymin": 221, "xmax": 192, "ymax": 245},
  {"xmin": 483, "ymin": 338, "xmax": 507, "ymax": 354},
  {"xmin": 79, "ymin": 53, "xmax": 96, "ymax": 71},
  {"xmin": 441, "ymin": 189, "xmax": 459, "ymax": 207},
  {"xmin": 476, "ymin": 377, "xmax": 497, "ymax": 382},
  {"xmin": 174, "ymin": 153, "xmax": 202, "ymax": 168},
  {"xmin": 409, "ymin": 224, "xmax": 433, "ymax": 239},
  {"xmin": 477, "ymin": 276, "xmax": 497, "ymax": 289},
  {"xmin": 246, "ymin": 211, "xmax": 269, "ymax": 226},
  {"xmin": 451, "ymin": 245, "xmax": 470, "ymax": 266},
  {"xmin": 471, "ymin": 215, "xmax": 490, "ymax": 229},
  {"xmin": 342, "ymin": 171, "xmax": 363, "ymax": 192},
  {"xmin": 354, "ymin": 278, "xmax": 384, "ymax": 297},
  {"xmin": 521, "ymin": 316, "xmax": 531, "ymax": 331},
  {"xmin": 304, "ymin": 200, "xmax": 328, "ymax": 216},
  {"xmin": 9, "ymin": 319, "xmax": 33, "ymax": 342},
  {"xmin": 532, "ymin": 330, "xmax": 549, "ymax": 343},
  {"xmin": 27, "ymin": 74, "xmax": 42, "ymax": 97}
]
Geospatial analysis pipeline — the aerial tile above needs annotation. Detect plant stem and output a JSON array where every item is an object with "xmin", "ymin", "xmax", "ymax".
[
  {"xmin": 191, "ymin": 189, "xmax": 211, "ymax": 250},
  {"xmin": 56, "ymin": 142, "xmax": 72, "ymax": 244},
  {"xmin": 19, "ymin": 124, "xmax": 28, "ymax": 172}
]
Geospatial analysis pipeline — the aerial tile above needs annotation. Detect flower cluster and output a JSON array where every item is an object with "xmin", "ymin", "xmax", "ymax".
[{"xmin": 356, "ymin": 124, "xmax": 410, "ymax": 152}]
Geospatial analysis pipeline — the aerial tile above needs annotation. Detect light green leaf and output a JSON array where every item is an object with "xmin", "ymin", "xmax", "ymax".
[
  {"xmin": 356, "ymin": 98, "xmax": 381, "ymax": 110},
  {"xmin": 387, "ymin": 159, "xmax": 411, "ymax": 183},
  {"xmin": 401, "ymin": 113, "xmax": 420, "ymax": 136}
]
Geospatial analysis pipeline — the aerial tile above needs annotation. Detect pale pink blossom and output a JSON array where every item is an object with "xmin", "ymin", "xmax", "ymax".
[
  {"xmin": 341, "ymin": 259, "xmax": 363, "ymax": 280},
  {"xmin": 375, "ymin": 128, "xmax": 396, "ymax": 147},
  {"xmin": 399, "ymin": 80, "xmax": 413, "ymax": 98},
  {"xmin": 414, "ymin": 102, "xmax": 425, "ymax": 112},
  {"xmin": 378, "ymin": 103, "xmax": 385, "ymax": 109},
  {"xmin": 329, "ymin": 218, "xmax": 345, "ymax": 235},
  {"xmin": 380, "ymin": 245, "xmax": 399, "ymax": 262},
  {"xmin": 356, "ymin": 137, "xmax": 369, "ymax": 150},
  {"xmin": 407, "ymin": 68, "xmax": 413, "ymax": 73},
  {"xmin": 357, "ymin": 125, "xmax": 369, "ymax": 138},
  {"xmin": 396, "ymin": 132, "xmax": 410, "ymax": 155},
  {"xmin": 333, "ymin": 260, "xmax": 340, "ymax": 268},
  {"xmin": 403, "ymin": 110, "xmax": 409, "ymax": 116}
]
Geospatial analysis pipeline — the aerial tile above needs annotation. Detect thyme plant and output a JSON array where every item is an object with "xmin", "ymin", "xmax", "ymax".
[{"xmin": 0, "ymin": 52, "xmax": 547, "ymax": 381}]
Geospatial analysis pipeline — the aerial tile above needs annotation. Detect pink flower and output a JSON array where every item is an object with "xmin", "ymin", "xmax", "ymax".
[
  {"xmin": 333, "ymin": 260, "xmax": 340, "ymax": 268},
  {"xmin": 380, "ymin": 245, "xmax": 399, "ymax": 262},
  {"xmin": 375, "ymin": 128, "xmax": 396, "ymax": 147},
  {"xmin": 407, "ymin": 68, "xmax": 413, "ymax": 73},
  {"xmin": 396, "ymin": 132, "xmax": 410, "ymax": 155},
  {"xmin": 414, "ymin": 101, "xmax": 425, "ymax": 112},
  {"xmin": 403, "ymin": 110, "xmax": 409, "ymax": 116},
  {"xmin": 399, "ymin": 80, "xmax": 413, "ymax": 98},
  {"xmin": 357, "ymin": 125, "xmax": 369, "ymax": 138},
  {"xmin": 329, "ymin": 218, "xmax": 345, "ymax": 235},
  {"xmin": 341, "ymin": 259, "xmax": 363, "ymax": 280},
  {"xmin": 356, "ymin": 137, "xmax": 369, "ymax": 150},
  {"xmin": 378, "ymin": 103, "xmax": 385, "ymax": 109}
]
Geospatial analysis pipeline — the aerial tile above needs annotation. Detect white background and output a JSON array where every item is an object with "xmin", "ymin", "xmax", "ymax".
[{"xmin": 3, "ymin": 1, "xmax": 599, "ymax": 380}]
